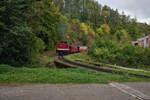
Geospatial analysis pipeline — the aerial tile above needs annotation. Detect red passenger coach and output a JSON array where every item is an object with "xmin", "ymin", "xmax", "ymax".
[
  {"xmin": 56, "ymin": 41, "xmax": 69, "ymax": 55},
  {"xmin": 79, "ymin": 46, "xmax": 88, "ymax": 52},
  {"xmin": 69, "ymin": 46, "xmax": 79, "ymax": 53}
]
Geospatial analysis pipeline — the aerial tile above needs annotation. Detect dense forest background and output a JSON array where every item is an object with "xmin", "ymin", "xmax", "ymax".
[{"xmin": 0, "ymin": 0, "xmax": 150, "ymax": 66}]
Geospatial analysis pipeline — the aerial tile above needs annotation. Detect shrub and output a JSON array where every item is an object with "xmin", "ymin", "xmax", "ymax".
[{"xmin": 88, "ymin": 40, "xmax": 150, "ymax": 68}]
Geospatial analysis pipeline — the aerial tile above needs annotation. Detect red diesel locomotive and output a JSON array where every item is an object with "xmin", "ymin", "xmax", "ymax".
[{"xmin": 56, "ymin": 41, "xmax": 88, "ymax": 55}]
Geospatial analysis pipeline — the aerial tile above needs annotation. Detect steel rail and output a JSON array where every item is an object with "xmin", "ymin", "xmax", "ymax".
[{"xmin": 57, "ymin": 56, "xmax": 150, "ymax": 79}]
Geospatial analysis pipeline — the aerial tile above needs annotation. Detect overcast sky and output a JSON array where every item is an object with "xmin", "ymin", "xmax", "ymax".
[{"xmin": 97, "ymin": 0, "xmax": 150, "ymax": 24}]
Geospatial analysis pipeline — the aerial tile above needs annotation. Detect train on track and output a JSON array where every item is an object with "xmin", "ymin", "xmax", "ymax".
[{"xmin": 56, "ymin": 41, "xmax": 88, "ymax": 56}]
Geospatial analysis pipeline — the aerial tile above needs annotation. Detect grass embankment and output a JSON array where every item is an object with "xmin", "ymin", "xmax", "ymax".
[
  {"xmin": 64, "ymin": 52, "xmax": 91, "ymax": 62},
  {"xmin": 33, "ymin": 50, "xmax": 56, "ymax": 68},
  {"xmin": 64, "ymin": 52, "xmax": 150, "ymax": 77},
  {"xmin": 65, "ymin": 52, "xmax": 150, "ymax": 71},
  {"xmin": 1, "ymin": 64, "xmax": 150, "ymax": 84}
]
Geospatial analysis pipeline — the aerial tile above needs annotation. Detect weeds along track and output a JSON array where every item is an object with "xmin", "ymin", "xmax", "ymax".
[{"xmin": 56, "ymin": 56, "xmax": 150, "ymax": 79}]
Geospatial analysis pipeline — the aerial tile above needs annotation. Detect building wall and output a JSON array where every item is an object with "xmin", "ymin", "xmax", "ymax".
[
  {"xmin": 148, "ymin": 35, "xmax": 150, "ymax": 47},
  {"xmin": 133, "ymin": 35, "xmax": 150, "ymax": 48},
  {"xmin": 138, "ymin": 41, "xmax": 144, "ymax": 47}
]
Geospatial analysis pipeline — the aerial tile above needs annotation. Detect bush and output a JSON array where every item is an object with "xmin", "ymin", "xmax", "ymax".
[
  {"xmin": 88, "ymin": 40, "xmax": 150, "ymax": 68},
  {"xmin": 93, "ymin": 47, "xmax": 114, "ymax": 63}
]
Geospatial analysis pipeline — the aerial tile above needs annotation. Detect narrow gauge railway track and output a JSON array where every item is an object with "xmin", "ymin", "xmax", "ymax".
[{"xmin": 57, "ymin": 56, "xmax": 150, "ymax": 79}]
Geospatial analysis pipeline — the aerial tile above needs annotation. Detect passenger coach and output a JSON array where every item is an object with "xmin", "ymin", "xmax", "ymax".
[{"xmin": 56, "ymin": 41, "xmax": 88, "ymax": 56}]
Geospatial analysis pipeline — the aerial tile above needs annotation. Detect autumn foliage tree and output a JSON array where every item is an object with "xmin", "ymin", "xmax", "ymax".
[
  {"xmin": 65, "ymin": 19, "xmax": 95, "ymax": 45},
  {"xmin": 56, "ymin": 0, "xmax": 150, "ymax": 40}
]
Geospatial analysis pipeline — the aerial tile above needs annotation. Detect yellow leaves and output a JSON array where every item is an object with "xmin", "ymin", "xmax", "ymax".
[
  {"xmin": 121, "ymin": 29, "xmax": 128, "ymax": 37},
  {"xmin": 88, "ymin": 27, "xmax": 95, "ymax": 36},
  {"xmin": 54, "ymin": 7, "xmax": 61, "ymax": 15},
  {"xmin": 114, "ymin": 29, "xmax": 130, "ymax": 42},
  {"xmin": 80, "ymin": 23, "xmax": 88, "ymax": 35},
  {"xmin": 101, "ymin": 10, "xmax": 109, "ymax": 16},
  {"xmin": 55, "ymin": 7, "xmax": 59, "ymax": 13},
  {"xmin": 101, "ymin": 24, "xmax": 110, "ymax": 35},
  {"xmin": 61, "ymin": 15, "xmax": 68, "ymax": 21},
  {"xmin": 94, "ymin": 48, "xmax": 101, "ymax": 56},
  {"xmin": 139, "ymin": 33, "xmax": 145, "ymax": 37},
  {"xmin": 96, "ymin": 24, "xmax": 110, "ymax": 39},
  {"xmin": 96, "ymin": 28, "xmax": 103, "ymax": 37},
  {"xmin": 65, "ymin": 20, "xmax": 95, "ymax": 45},
  {"xmin": 72, "ymin": 19, "xmax": 80, "ymax": 24},
  {"xmin": 66, "ymin": 34, "xmax": 70, "ymax": 39},
  {"xmin": 80, "ymin": 23, "xmax": 95, "ymax": 37}
]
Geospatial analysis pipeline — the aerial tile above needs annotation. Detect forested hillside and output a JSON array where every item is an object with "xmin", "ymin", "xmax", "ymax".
[
  {"xmin": 0, "ymin": 0, "xmax": 150, "ymax": 66},
  {"xmin": 55, "ymin": 0, "xmax": 150, "ymax": 40}
]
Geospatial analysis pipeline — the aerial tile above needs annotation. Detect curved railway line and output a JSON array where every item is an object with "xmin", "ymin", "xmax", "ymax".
[{"xmin": 55, "ymin": 56, "xmax": 150, "ymax": 79}]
